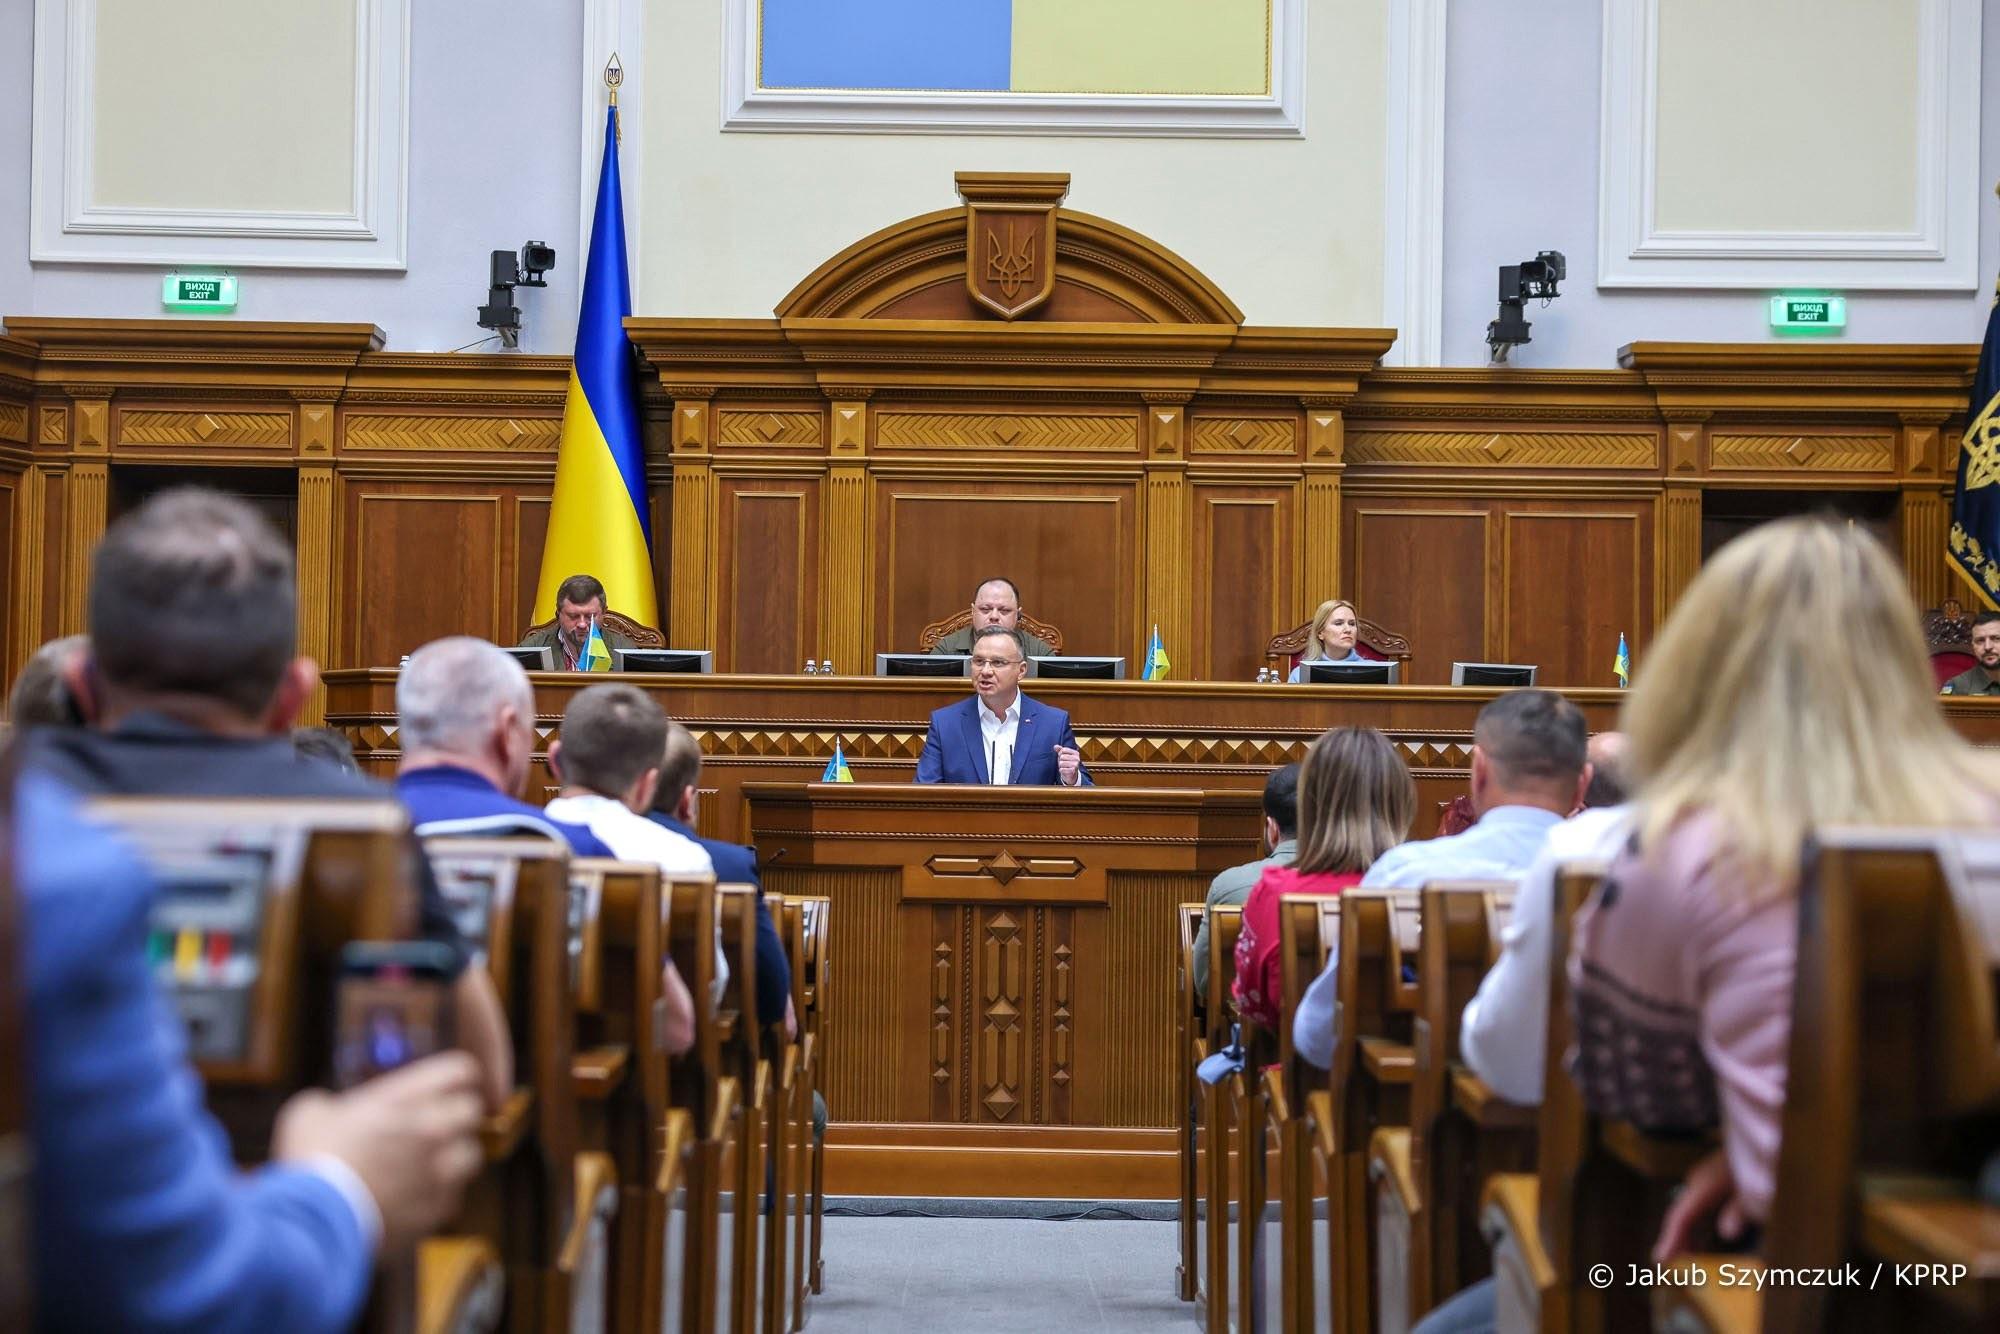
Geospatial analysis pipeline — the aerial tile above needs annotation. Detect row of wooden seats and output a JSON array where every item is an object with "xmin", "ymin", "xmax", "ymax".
[
  {"xmin": 82, "ymin": 798, "xmax": 831, "ymax": 1333},
  {"xmin": 1177, "ymin": 831, "xmax": 2000, "ymax": 1334}
]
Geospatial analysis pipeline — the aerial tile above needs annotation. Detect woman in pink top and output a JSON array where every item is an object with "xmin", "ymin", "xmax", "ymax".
[
  {"xmin": 1570, "ymin": 517, "xmax": 2000, "ymax": 1259},
  {"xmin": 1234, "ymin": 725, "xmax": 1414, "ymax": 1030}
]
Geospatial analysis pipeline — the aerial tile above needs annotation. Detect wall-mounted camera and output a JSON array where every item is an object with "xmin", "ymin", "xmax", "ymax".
[
  {"xmin": 476, "ymin": 241, "xmax": 556, "ymax": 349},
  {"xmin": 1486, "ymin": 249, "xmax": 1566, "ymax": 364}
]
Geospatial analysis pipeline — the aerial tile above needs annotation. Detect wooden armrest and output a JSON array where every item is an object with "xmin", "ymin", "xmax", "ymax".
[
  {"xmin": 1650, "ymin": 1258, "xmax": 1762, "ymax": 1334},
  {"xmin": 1450, "ymin": 1066, "xmax": 1537, "ymax": 1129},
  {"xmin": 716, "ymin": 1011, "xmax": 739, "ymax": 1044},
  {"xmin": 1369, "ymin": 1127, "xmax": 1418, "ymax": 1212},
  {"xmin": 572, "ymin": 1044, "xmax": 630, "ymax": 1101},
  {"xmin": 1602, "ymin": 1120, "xmax": 1713, "ymax": 1179},
  {"xmin": 796, "ymin": 1030, "xmax": 815, "ymax": 1082},
  {"xmin": 558, "ymin": 1151, "xmax": 619, "ymax": 1276},
  {"xmin": 417, "ymin": 1235, "xmax": 504, "ymax": 1334},
  {"xmin": 1478, "ymin": 1174, "xmax": 1553, "ymax": 1289},
  {"xmin": 709, "ymin": 1077, "xmax": 742, "ymax": 1141},
  {"xmin": 1861, "ymin": 1184, "xmax": 2000, "ymax": 1315},
  {"xmin": 1306, "ymin": 1090, "xmax": 1336, "ymax": 1159},
  {"xmin": 777, "ymin": 1044, "xmax": 800, "ymax": 1091},
  {"xmin": 655, "ymin": 1109, "xmax": 695, "ymax": 1195},
  {"xmin": 747, "ymin": 1058, "xmax": 772, "ymax": 1111},
  {"xmin": 1359, "ymin": 1037, "xmax": 1415, "ymax": 1083},
  {"xmin": 479, "ymin": 1089, "xmax": 535, "ymax": 1161}
]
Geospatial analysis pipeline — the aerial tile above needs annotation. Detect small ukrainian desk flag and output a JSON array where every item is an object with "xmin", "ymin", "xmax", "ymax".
[
  {"xmin": 1613, "ymin": 632, "xmax": 1630, "ymax": 688},
  {"xmin": 581, "ymin": 619, "xmax": 613, "ymax": 673},
  {"xmin": 1143, "ymin": 624, "xmax": 1171, "ymax": 681},
  {"xmin": 820, "ymin": 739, "xmax": 854, "ymax": 783},
  {"xmin": 532, "ymin": 95, "xmax": 658, "ymax": 629}
]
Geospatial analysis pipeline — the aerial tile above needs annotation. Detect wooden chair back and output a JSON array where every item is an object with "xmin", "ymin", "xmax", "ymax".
[
  {"xmin": 516, "ymin": 608, "xmax": 666, "ymax": 650},
  {"xmin": 1264, "ymin": 614, "xmax": 1413, "ymax": 673},
  {"xmin": 790, "ymin": 894, "xmax": 832, "ymax": 1302},
  {"xmin": 659, "ymin": 874, "xmax": 727, "ymax": 1333},
  {"xmin": 1176, "ymin": 901, "xmax": 1206, "ymax": 1305},
  {"xmin": 917, "ymin": 607, "xmax": 1066, "ymax": 653},
  {"xmin": 1755, "ymin": 829, "xmax": 2000, "ymax": 1331},
  {"xmin": 1923, "ymin": 598, "xmax": 1978, "ymax": 686},
  {"xmin": 715, "ymin": 884, "xmax": 767, "ymax": 1333},
  {"xmin": 1280, "ymin": 894, "xmax": 1344, "ymax": 1332},
  {"xmin": 1200, "ymin": 903, "xmax": 1245, "ymax": 1334},
  {"xmin": 419, "ymin": 835, "xmax": 583, "ymax": 1331},
  {"xmin": 0, "ymin": 806, "xmax": 30, "ymax": 1333}
]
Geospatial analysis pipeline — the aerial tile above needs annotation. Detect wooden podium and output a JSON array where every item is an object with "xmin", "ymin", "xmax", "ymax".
[{"xmin": 745, "ymin": 782, "xmax": 1262, "ymax": 1196}]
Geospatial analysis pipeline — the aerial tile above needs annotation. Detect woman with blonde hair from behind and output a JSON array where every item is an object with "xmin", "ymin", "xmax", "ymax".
[
  {"xmin": 1569, "ymin": 517, "xmax": 2000, "ymax": 1260},
  {"xmin": 1232, "ymin": 725, "xmax": 1414, "ymax": 1028}
]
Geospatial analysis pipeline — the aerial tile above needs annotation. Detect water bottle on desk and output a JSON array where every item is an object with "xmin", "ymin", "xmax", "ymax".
[{"xmin": 804, "ymin": 659, "xmax": 819, "ymax": 675}]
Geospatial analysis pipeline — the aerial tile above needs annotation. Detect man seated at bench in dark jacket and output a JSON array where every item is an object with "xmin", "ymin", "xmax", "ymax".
[{"xmin": 18, "ymin": 487, "xmax": 511, "ymax": 1110}]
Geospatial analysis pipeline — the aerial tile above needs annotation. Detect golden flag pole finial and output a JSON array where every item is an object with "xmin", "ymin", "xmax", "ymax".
[{"xmin": 604, "ymin": 54, "xmax": 623, "ymax": 142}]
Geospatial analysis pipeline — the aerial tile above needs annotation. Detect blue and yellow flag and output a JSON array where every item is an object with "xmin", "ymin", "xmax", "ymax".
[
  {"xmin": 533, "ymin": 103, "xmax": 658, "ymax": 628},
  {"xmin": 581, "ymin": 618, "xmax": 613, "ymax": 672},
  {"xmin": 1143, "ymin": 624, "xmax": 1171, "ymax": 681},
  {"xmin": 1948, "ymin": 283, "xmax": 2000, "ymax": 607},
  {"xmin": 820, "ymin": 739, "xmax": 854, "ymax": 783},
  {"xmin": 1613, "ymin": 632, "xmax": 1630, "ymax": 688}
]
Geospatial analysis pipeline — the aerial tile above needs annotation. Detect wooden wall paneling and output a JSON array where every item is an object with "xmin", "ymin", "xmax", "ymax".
[
  {"xmin": 0, "ymin": 472, "xmax": 17, "ymax": 680},
  {"xmin": 667, "ymin": 394, "xmax": 715, "ymax": 653},
  {"xmin": 823, "ymin": 395, "xmax": 871, "ymax": 672},
  {"xmin": 1346, "ymin": 505, "xmax": 1491, "ymax": 683},
  {"xmin": 1499, "ymin": 507, "xmax": 1649, "ymax": 688},
  {"xmin": 342, "ymin": 488, "xmax": 505, "ymax": 666},
  {"xmin": 514, "ymin": 496, "xmax": 552, "ymax": 638},
  {"xmin": 716, "ymin": 477, "xmax": 821, "ymax": 674},
  {"xmin": 1142, "ymin": 399, "xmax": 1191, "ymax": 673},
  {"xmin": 1899, "ymin": 412, "xmax": 1951, "ymax": 608},
  {"xmin": 1300, "ymin": 401, "xmax": 1347, "ymax": 624},
  {"xmin": 9, "ymin": 466, "xmax": 46, "ymax": 678},
  {"xmin": 294, "ymin": 466, "xmax": 335, "ymax": 722},
  {"xmin": 1192, "ymin": 483, "xmax": 1295, "ymax": 683},
  {"xmin": 38, "ymin": 468, "xmax": 66, "ymax": 646},
  {"xmin": 872, "ymin": 481, "xmax": 1139, "ymax": 659}
]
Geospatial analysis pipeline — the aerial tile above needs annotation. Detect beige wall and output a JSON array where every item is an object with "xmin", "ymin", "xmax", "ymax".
[
  {"xmin": 90, "ymin": 0, "xmax": 358, "ymax": 216},
  {"xmin": 637, "ymin": 1, "xmax": 1388, "ymax": 326},
  {"xmin": 1652, "ymin": 0, "xmax": 1920, "ymax": 235}
]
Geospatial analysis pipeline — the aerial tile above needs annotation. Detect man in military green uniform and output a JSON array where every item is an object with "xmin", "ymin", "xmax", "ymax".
[
  {"xmin": 1940, "ymin": 610, "xmax": 2000, "ymax": 695},
  {"xmin": 518, "ymin": 573, "xmax": 636, "ymax": 670},
  {"xmin": 929, "ymin": 577, "xmax": 1057, "ymax": 658}
]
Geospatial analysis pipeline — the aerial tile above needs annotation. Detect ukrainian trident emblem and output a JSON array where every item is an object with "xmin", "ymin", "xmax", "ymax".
[
  {"xmin": 987, "ymin": 221, "xmax": 1036, "ymax": 302},
  {"xmin": 961, "ymin": 179, "xmax": 1061, "ymax": 320}
]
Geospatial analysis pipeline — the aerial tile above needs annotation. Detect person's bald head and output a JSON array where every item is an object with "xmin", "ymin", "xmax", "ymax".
[
  {"xmin": 1583, "ymin": 731, "xmax": 1630, "ymax": 808},
  {"xmin": 397, "ymin": 637, "xmax": 538, "ymax": 795}
]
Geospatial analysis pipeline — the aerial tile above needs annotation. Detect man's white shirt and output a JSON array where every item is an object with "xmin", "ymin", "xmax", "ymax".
[
  {"xmin": 544, "ymin": 793, "xmax": 727, "ymax": 1003},
  {"xmin": 978, "ymin": 695, "xmax": 1021, "ymax": 785}
]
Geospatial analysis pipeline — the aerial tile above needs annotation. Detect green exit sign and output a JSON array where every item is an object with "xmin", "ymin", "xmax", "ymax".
[
  {"xmin": 1769, "ymin": 294, "xmax": 1845, "ymax": 333},
  {"xmin": 162, "ymin": 273, "xmax": 237, "ymax": 311}
]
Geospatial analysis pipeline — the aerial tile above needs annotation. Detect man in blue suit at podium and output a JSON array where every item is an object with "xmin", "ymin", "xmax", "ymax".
[{"xmin": 915, "ymin": 626, "xmax": 1090, "ymax": 786}]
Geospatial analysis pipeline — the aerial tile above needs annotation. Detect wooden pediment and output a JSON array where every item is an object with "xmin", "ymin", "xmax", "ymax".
[{"xmin": 775, "ymin": 171, "xmax": 1244, "ymax": 326}]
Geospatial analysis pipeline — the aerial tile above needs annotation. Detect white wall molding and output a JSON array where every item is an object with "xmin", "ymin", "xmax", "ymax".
[
  {"xmin": 29, "ymin": 0, "xmax": 410, "ymax": 269},
  {"xmin": 719, "ymin": 0, "xmax": 1305, "ymax": 138},
  {"xmin": 1381, "ymin": 0, "xmax": 1446, "ymax": 365},
  {"xmin": 579, "ymin": 0, "xmax": 646, "ymax": 301},
  {"xmin": 1598, "ymin": 0, "xmax": 1980, "ymax": 290}
]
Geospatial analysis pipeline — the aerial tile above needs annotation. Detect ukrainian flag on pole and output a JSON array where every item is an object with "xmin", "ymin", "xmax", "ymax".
[
  {"xmin": 1143, "ymin": 624, "xmax": 1171, "ymax": 681},
  {"xmin": 1613, "ymin": 632, "xmax": 1630, "ymax": 688},
  {"xmin": 533, "ymin": 88, "xmax": 657, "ymax": 628},
  {"xmin": 820, "ymin": 738, "xmax": 854, "ymax": 783}
]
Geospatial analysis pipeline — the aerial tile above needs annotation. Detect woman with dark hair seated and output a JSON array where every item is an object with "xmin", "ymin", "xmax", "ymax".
[{"xmin": 1231, "ymin": 725, "xmax": 1414, "ymax": 1029}]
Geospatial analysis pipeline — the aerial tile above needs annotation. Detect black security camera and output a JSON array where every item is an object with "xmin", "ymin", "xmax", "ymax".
[
  {"xmin": 476, "ymin": 242, "xmax": 558, "ymax": 348},
  {"xmin": 1487, "ymin": 249, "xmax": 1566, "ymax": 364}
]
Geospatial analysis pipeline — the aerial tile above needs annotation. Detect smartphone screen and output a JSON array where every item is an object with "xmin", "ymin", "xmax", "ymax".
[{"xmin": 333, "ymin": 942, "xmax": 456, "ymax": 1089}]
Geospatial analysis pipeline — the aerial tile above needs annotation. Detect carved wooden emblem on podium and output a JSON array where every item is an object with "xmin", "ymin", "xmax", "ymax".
[{"xmin": 956, "ymin": 171, "xmax": 1069, "ymax": 321}]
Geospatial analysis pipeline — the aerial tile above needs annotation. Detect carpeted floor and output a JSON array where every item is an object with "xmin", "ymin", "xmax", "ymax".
[{"xmin": 799, "ymin": 1213, "xmax": 1199, "ymax": 1332}]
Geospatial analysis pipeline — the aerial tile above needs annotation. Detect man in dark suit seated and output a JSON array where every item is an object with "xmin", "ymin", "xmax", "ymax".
[
  {"xmin": 18, "ymin": 488, "xmax": 512, "ymax": 1110},
  {"xmin": 915, "ymin": 627, "xmax": 1089, "ymax": 786},
  {"xmin": 1940, "ymin": 609, "xmax": 2000, "ymax": 695},
  {"xmin": 395, "ymin": 635, "xmax": 614, "ymax": 854},
  {"xmin": 22, "ymin": 772, "xmax": 486, "ymax": 1333},
  {"xmin": 517, "ymin": 573, "xmax": 636, "ymax": 670},
  {"xmin": 928, "ymin": 577, "xmax": 1057, "ymax": 657}
]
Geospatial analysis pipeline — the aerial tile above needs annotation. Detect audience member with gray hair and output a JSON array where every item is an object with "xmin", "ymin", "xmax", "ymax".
[{"xmin": 394, "ymin": 636, "xmax": 612, "ymax": 855}]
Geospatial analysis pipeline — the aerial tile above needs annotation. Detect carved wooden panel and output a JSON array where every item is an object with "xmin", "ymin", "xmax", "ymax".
[
  {"xmin": 342, "ymin": 413, "xmax": 560, "ymax": 453},
  {"xmin": 340, "ymin": 488, "xmax": 507, "ymax": 667},
  {"xmin": 975, "ymin": 908, "xmax": 1028, "ymax": 1122},
  {"xmin": 0, "ymin": 404, "xmax": 29, "ymax": 445},
  {"xmin": 1347, "ymin": 506, "xmax": 1490, "ymax": 684},
  {"xmin": 714, "ymin": 409, "xmax": 822, "ymax": 448},
  {"xmin": 1188, "ymin": 416, "xmax": 1299, "ymax": 456},
  {"xmin": 513, "ymin": 497, "xmax": 551, "ymax": 638},
  {"xmin": 1098, "ymin": 873, "xmax": 1183, "ymax": 1127},
  {"xmin": 0, "ymin": 475, "xmax": 16, "ymax": 673},
  {"xmin": 1709, "ymin": 431, "xmax": 1895, "ymax": 473},
  {"xmin": 39, "ymin": 407, "xmax": 68, "ymax": 447},
  {"xmin": 1501, "ymin": 508, "xmax": 1650, "ymax": 688},
  {"xmin": 874, "ymin": 409, "xmax": 1138, "ymax": 452},
  {"xmin": 874, "ymin": 482, "xmax": 1139, "ymax": 659},
  {"xmin": 1193, "ymin": 485, "xmax": 1296, "ymax": 683},
  {"xmin": 1345, "ymin": 430, "xmax": 1657, "ymax": 469},
  {"xmin": 117, "ymin": 409, "xmax": 292, "ymax": 449},
  {"xmin": 716, "ymin": 479, "xmax": 820, "ymax": 673}
]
